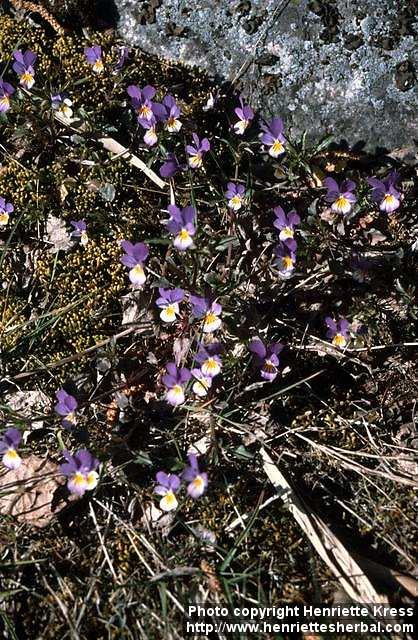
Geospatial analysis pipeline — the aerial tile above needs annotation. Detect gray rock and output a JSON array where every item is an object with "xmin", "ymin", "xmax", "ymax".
[{"xmin": 115, "ymin": 0, "xmax": 417, "ymax": 151}]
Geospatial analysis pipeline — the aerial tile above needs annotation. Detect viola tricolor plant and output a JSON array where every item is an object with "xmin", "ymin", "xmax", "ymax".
[
  {"xmin": 0, "ymin": 197, "xmax": 13, "ymax": 227},
  {"xmin": 162, "ymin": 94, "xmax": 182, "ymax": 132},
  {"xmin": 260, "ymin": 117, "xmax": 286, "ymax": 157},
  {"xmin": 0, "ymin": 428, "xmax": 22, "ymax": 470},
  {"xmin": 0, "ymin": 80, "xmax": 15, "ymax": 113},
  {"xmin": 163, "ymin": 363, "xmax": 191, "ymax": 406},
  {"xmin": 273, "ymin": 239, "xmax": 297, "ymax": 278},
  {"xmin": 154, "ymin": 471, "xmax": 180, "ymax": 511},
  {"xmin": 367, "ymin": 171, "xmax": 401, "ymax": 213},
  {"xmin": 325, "ymin": 316, "xmax": 350, "ymax": 348},
  {"xmin": 155, "ymin": 288, "xmax": 184, "ymax": 323},
  {"xmin": 84, "ymin": 45, "xmax": 104, "ymax": 74},
  {"xmin": 190, "ymin": 295, "xmax": 222, "ymax": 333},
  {"xmin": 165, "ymin": 205, "xmax": 196, "ymax": 250},
  {"xmin": 12, "ymin": 49, "xmax": 37, "ymax": 89},
  {"xmin": 195, "ymin": 342, "xmax": 222, "ymax": 377},
  {"xmin": 323, "ymin": 177, "xmax": 357, "ymax": 215},
  {"xmin": 182, "ymin": 454, "xmax": 208, "ymax": 498},
  {"xmin": 54, "ymin": 389, "xmax": 78, "ymax": 429},
  {"xmin": 248, "ymin": 339, "xmax": 283, "ymax": 381},
  {"xmin": 70, "ymin": 220, "xmax": 88, "ymax": 245},
  {"xmin": 51, "ymin": 93, "xmax": 73, "ymax": 119},
  {"xmin": 120, "ymin": 241, "xmax": 149, "ymax": 287},
  {"xmin": 225, "ymin": 182, "xmax": 245, "ymax": 211},
  {"xmin": 187, "ymin": 133, "xmax": 210, "ymax": 169},
  {"xmin": 160, "ymin": 153, "xmax": 183, "ymax": 178},
  {"xmin": 191, "ymin": 368, "xmax": 213, "ymax": 397},
  {"xmin": 60, "ymin": 449, "xmax": 99, "ymax": 496},
  {"xmin": 233, "ymin": 97, "xmax": 254, "ymax": 135},
  {"xmin": 273, "ymin": 206, "xmax": 300, "ymax": 241}
]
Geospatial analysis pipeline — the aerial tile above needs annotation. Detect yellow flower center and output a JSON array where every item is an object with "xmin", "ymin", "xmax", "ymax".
[
  {"xmin": 0, "ymin": 212, "xmax": 9, "ymax": 225},
  {"xmin": 132, "ymin": 264, "xmax": 144, "ymax": 277},
  {"xmin": 164, "ymin": 491, "xmax": 176, "ymax": 506},
  {"xmin": 178, "ymin": 228, "xmax": 190, "ymax": 241},
  {"xmin": 383, "ymin": 194, "xmax": 395, "ymax": 205},
  {"xmin": 189, "ymin": 154, "xmax": 202, "ymax": 168},
  {"xmin": 93, "ymin": 59, "xmax": 104, "ymax": 73},
  {"xmin": 333, "ymin": 333, "xmax": 347, "ymax": 347},
  {"xmin": 164, "ymin": 305, "xmax": 176, "ymax": 319},
  {"xmin": 205, "ymin": 358, "xmax": 217, "ymax": 372},
  {"xmin": 0, "ymin": 95, "xmax": 10, "ymax": 108},
  {"xmin": 172, "ymin": 384, "xmax": 183, "ymax": 397},
  {"xmin": 230, "ymin": 195, "xmax": 242, "ymax": 206},
  {"xmin": 204, "ymin": 312, "xmax": 217, "ymax": 326},
  {"xmin": 282, "ymin": 226, "xmax": 293, "ymax": 238},
  {"xmin": 281, "ymin": 256, "xmax": 293, "ymax": 269},
  {"xmin": 6, "ymin": 448, "xmax": 19, "ymax": 460},
  {"xmin": 193, "ymin": 476, "xmax": 204, "ymax": 490},
  {"xmin": 263, "ymin": 359, "xmax": 276, "ymax": 374},
  {"xmin": 335, "ymin": 195, "xmax": 349, "ymax": 210},
  {"xmin": 72, "ymin": 472, "xmax": 86, "ymax": 486},
  {"xmin": 21, "ymin": 71, "xmax": 34, "ymax": 84},
  {"xmin": 139, "ymin": 104, "xmax": 152, "ymax": 118},
  {"xmin": 272, "ymin": 140, "xmax": 284, "ymax": 154}
]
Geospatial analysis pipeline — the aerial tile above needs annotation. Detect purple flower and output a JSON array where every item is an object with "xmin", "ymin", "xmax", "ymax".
[
  {"xmin": 0, "ymin": 80, "xmax": 15, "ymax": 113},
  {"xmin": 325, "ymin": 316, "xmax": 350, "ymax": 348},
  {"xmin": 0, "ymin": 428, "xmax": 22, "ymax": 470},
  {"xmin": 195, "ymin": 342, "xmax": 222, "ymax": 377},
  {"xmin": 0, "ymin": 196, "xmax": 14, "ymax": 227},
  {"xmin": 12, "ymin": 49, "xmax": 37, "ymax": 89},
  {"xmin": 84, "ymin": 45, "xmax": 104, "ymax": 74},
  {"xmin": 139, "ymin": 115, "xmax": 158, "ymax": 146},
  {"xmin": 127, "ymin": 84, "xmax": 156, "ymax": 122},
  {"xmin": 233, "ymin": 97, "xmax": 254, "ymax": 135},
  {"xmin": 154, "ymin": 471, "xmax": 181, "ymax": 511},
  {"xmin": 120, "ymin": 240, "xmax": 149, "ymax": 287},
  {"xmin": 190, "ymin": 295, "xmax": 222, "ymax": 333},
  {"xmin": 51, "ymin": 93, "xmax": 73, "ymax": 119},
  {"xmin": 248, "ymin": 339, "xmax": 283, "ymax": 381},
  {"xmin": 55, "ymin": 389, "xmax": 78, "ymax": 429},
  {"xmin": 70, "ymin": 219, "xmax": 88, "ymax": 245},
  {"xmin": 60, "ymin": 449, "xmax": 99, "ymax": 496},
  {"xmin": 165, "ymin": 204, "xmax": 196, "ymax": 251},
  {"xmin": 273, "ymin": 206, "xmax": 300, "ymax": 241},
  {"xmin": 156, "ymin": 288, "xmax": 184, "ymax": 323},
  {"xmin": 273, "ymin": 239, "xmax": 297, "ymax": 278},
  {"xmin": 225, "ymin": 182, "xmax": 246, "ymax": 211},
  {"xmin": 260, "ymin": 117, "xmax": 286, "ymax": 158},
  {"xmin": 182, "ymin": 454, "xmax": 208, "ymax": 498},
  {"xmin": 191, "ymin": 368, "xmax": 213, "ymax": 397},
  {"xmin": 323, "ymin": 177, "xmax": 357, "ymax": 215},
  {"xmin": 113, "ymin": 46, "xmax": 129, "ymax": 73},
  {"xmin": 162, "ymin": 94, "xmax": 182, "ymax": 132},
  {"xmin": 162, "ymin": 362, "xmax": 191, "ymax": 406},
  {"xmin": 186, "ymin": 133, "xmax": 210, "ymax": 169},
  {"xmin": 367, "ymin": 171, "xmax": 401, "ymax": 213},
  {"xmin": 160, "ymin": 153, "xmax": 183, "ymax": 179}
]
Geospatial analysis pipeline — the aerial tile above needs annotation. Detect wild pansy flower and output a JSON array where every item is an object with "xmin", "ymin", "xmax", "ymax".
[
  {"xmin": 273, "ymin": 239, "xmax": 297, "ymax": 278},
  {"xmin": 248, "ymin": 339, "xmax": 283, "ymax": 381},
  {"xmin": 191, "ymin": 368, "xmax": 213, "ymax": 397},
  {"xmin": 127, "ymin": 84, "xmax": 156, "ymax": 121},
  {"xmin": 0, "ymin": 428, "xmax": 22, "ymax": 470},
  {"xmin": 55, "ymin": 389, "xmax": 78, "ymax": 429},
  {"xmin": 233, "ymin": 97, "xmax": 254, "ymax": 135},
  {"xmin": 120, "ymin": 241, "xmax": 149, "ymax": 287},
  {"xmin": 273, "ymin": 206, "xmax": 300, "ymax": 241},
  {"xmin": 367, "ymin": 171, "xmax": 401, "ymax": 213},
  {"xmin": 0, "ymin": 197, "xmax": 13, "ymax": 227},
  {"xmin": 156, "ymin": 288, "xmax": 184, "ymax": 323},
  {"xmin": 225, "ymin": 182, "xmax": 245, "ymax": 211},
  {"xmin": 162, "ymin": 362, "xmax": 191, "ymax": 406},
  {"xmin": 84, "ymin": 45, "xmax": 104, "ymax": 74},
  {"xmin": 165, "ymin": 204, "xmax": 196, "ymax": 251},
  {"xmin": 154, "ymin": 471, "xmax": 180, "ymax": 511},
  {"xmin": 70, "ymin": 219, "xmax": 88, "ymax": 245},
  {"xmin": 325, "ymin": 316, "xmax": 350, "ymax": 348},
  {"xmin": 60, "ymin": 449, "xmax": 99, "ymax": 496},
  {"xmin": 182, "ymin": 454, "xmax": 208, "ymax": 498},
  {"xmin": 195, "ymin": 342, "xmax": 222, "ymax": 377},
  {"xmin": 12, "ymin": 50, "xmax": 37, "ymax": 89},
  {"xmin": 190, "ymin": 296, "xmax": 222, "ymax": 333},
  {"xmin": 51, "ymin": 93, "xmax": 73, "ymax": 119},
  {"xmin": 187, "ymin": 133, "xmax": 210, "ymax": 169},
  {"xmin": 0, "ymin": 80, "xmax": 15, "ymax": 113},
  {"xmin": 323, "ymin": 177, "xmax": 357, "ymax": 215},
  {"xmin": 139, "ymin": 114, "xmax": 158, "ymax": 146},
  {"xmin": 160, "ymin": 153, "xmax": 183, "ymax": 179},
  {"xmin": 260, "ymin": 117, "xmax": 286, "ymax": 157},
  {"xmin": 162, "ymin": 94, "xmax": 182, "ymax": 132}
]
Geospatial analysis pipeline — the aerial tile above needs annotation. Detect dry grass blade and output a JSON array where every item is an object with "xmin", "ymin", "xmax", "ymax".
[
  {"xmin": 54, "ymin": 112, "xmax": 167, "ymax": 189},
  {"xmin": 261, "ymin": 448, "xmax": 389, "ymax": 604}
]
